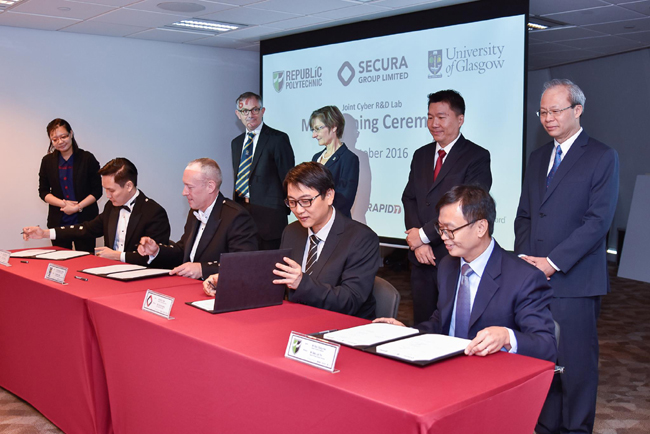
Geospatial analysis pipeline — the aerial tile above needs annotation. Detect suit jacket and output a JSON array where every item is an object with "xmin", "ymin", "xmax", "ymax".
[
  {"xmin": 402, "ymin": 135, "xmax": 492, "ymax": 264},
  {"xmin": 54, "ymin": 191, "xmax": 170, "ymax": 265},
  {"xmin": 38, "ymin": 148, "xmax": 102, "ymax": 228},
  {"xmin": 152, "ymin": 192, "xmax": 258, "ymax": 279},
  {"xmin": 418, "ymin": 242, "xmax": 557, "ymax": 362},
  {"xmin": 280, "ymin": 212, "xmax": 381, "ymax": 320},
  {"xmin": 231, "ymin": 123, "xmax": 295, "ymax": 241},
  {"xmin": 312, "ymin": 143, "xmax": 359, "ymax": 218},
  {"xmin": 514, "ymin": 131, "xmax": 619, "ymax": 297}
]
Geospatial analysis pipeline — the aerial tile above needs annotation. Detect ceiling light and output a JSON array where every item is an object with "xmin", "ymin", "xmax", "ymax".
[
  {"xmin": 0, "ymin": 0, "xmax": 27, "ymax": 9},
  {"xmin": 527, "ymin": 15, "xmax": 568, "ymax": 31},
  {"xmin": 164, "ymin": 19, "xmax": 244, "ymax": 34},
  {"xmin": 528, "ymin": 23, "xmax": 548, "ymax": 30}
]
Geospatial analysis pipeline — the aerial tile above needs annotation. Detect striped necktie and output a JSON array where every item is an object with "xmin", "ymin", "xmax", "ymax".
[
  {"xmin": 305, "ymin": 235, "xmax": 321, "ymax": 275},
  {"xmin": 546, "ymin": 144, "xmax": 563, "ymax": 190},
  {"xmin": 235, "ymin": 132, "xmax": 255, "ymax": 197},
  {"xmin": 454, "ymin": 263, "xmax": 474, "ymax": 339}
]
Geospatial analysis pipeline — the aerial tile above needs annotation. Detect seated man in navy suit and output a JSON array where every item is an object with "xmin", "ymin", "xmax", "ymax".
[
  {"xmin": 271, "ymin": 162, "xmax": 381, "ymax": 319},
  {"xmin": 376, "ymin": 185, "xmax": 556, "ymax": 362},
  {"xmin": 23, "ymin": 157, "xmax": 170, "ymax": 265}
]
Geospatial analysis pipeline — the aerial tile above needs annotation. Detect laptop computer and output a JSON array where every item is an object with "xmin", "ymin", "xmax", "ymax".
[{"xmin": 187, "ymin": 249, "xmax": 291, "ymax": 314}]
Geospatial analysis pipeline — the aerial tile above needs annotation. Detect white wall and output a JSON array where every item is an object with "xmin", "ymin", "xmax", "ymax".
[
  {"xmin": 0, "ymin": 26, "xmax": 259, "ymax": 249},
  {"xmin": 526, "ymin": 48, "xmax": 650, "ymax": 251}
]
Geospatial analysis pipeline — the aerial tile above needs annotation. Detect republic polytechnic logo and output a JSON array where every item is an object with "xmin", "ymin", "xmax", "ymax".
[
  {"xmin": 273, "ymin": 71, "xmax": 284, "ymax": 93},
  {"xmin": 291, "ymin": 337, "xmax": 302, "ymax": 354},
  {"xmin": 428, "ymin": 50, "xmax": 443, "ymax": 77}
]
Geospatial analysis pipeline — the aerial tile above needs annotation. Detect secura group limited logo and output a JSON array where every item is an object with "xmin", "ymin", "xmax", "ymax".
[
  {"xmin": 272, "ymin": 67, "xmax": 322, "ymax": 93},
  {"xmin": 337, "ymin": 56, "xmax": 409, "ymax": 87},
  {"xmin": 428, "ymin": 50, "xmax": 443, "ymax": 78}
]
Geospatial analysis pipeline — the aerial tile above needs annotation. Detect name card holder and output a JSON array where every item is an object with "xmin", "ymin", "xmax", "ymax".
[
  {"xmin": 284, "ymin": 331, "xmax": 340, "ymax": 373},
  {"xmin": 142, "ymin": 289, "xmax": 175, "ymax": 320},
  {"xmin": 45, "ymin": 263, "xmax": 68, "ymax": 285},
  {"xmin": 0, "ymin": 250, "xmax": 11, "ymax": 267}
]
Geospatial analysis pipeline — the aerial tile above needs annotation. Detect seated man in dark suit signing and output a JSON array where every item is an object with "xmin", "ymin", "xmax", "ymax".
[
  {"xmin": 271, "ymin": 162, "xmax": 381, "ymax": 319},
  {"xmin": 139, "ymin": 158, "xmax": 258, "ymax": 280},
  {"xmin": 23, "ymin": 157, "xmax": 170, "ymax": 265},
  {"xmin": 376, "ymin": 185, "xmax": 556, "ymax": 362}
]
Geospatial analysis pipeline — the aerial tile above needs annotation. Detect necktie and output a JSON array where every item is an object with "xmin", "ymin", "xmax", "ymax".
[
  {"xmin": 193, "ymin": 210, "xmax": 208, "ymax": 224},
  {"xmin": 454, "ymin": 263, "xmax": 474, "ymax": 339},
  {"xmin": 433, "ymin": 149, "xmax": 446, "ymax": 181},
  {"xmin": 305, "ymin": 235, "xmax": 321, "ymax": 275},
  {"xmin": 546, "ymin": 144, "xmax": 563, "ymax": 190},
  {"xmin": 235, "ymin": 132, "xmax": 255, "ymax": 197},
  {"xmin": 120, "ymin": 205, "xmax": 131, "ymax": 213}
]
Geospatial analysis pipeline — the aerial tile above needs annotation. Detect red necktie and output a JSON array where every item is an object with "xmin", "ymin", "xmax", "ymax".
[{"xmin": 433, "ymin": 149, "xmax": 446, "ymax": 181}]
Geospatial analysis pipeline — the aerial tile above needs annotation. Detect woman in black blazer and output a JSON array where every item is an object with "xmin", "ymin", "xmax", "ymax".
[
  {"xmin": 38, "ymin": 118, "xmax": 102, "ymax": 253},
  {"xmin": 310, "ymin": 106, "xmax": 359, "ymax": 218}
]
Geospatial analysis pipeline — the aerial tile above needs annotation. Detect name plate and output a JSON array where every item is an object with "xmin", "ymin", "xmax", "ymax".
[
  {"xmin": 142, "ymin": 290, "xmax": 175, "ymax": 320},
  {"xmin": 45, "ymin": 263, "xmax": 68, "ymax": 284},
  {"xmin": 0, "ymin": 250, "xmax": 10, "ymax": 267},
  {"xmin": 284, "ymin": 331, "xmax": 340, "ymax": 373}
]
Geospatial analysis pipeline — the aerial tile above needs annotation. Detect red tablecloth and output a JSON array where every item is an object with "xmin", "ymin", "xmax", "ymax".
[
  {"xmin": 88, "ymin": 284, "xmax": 554, "ymax": 434},
  {"xmin": 0, "ymin": 251, "xmax": 193, "ymax": 434}
]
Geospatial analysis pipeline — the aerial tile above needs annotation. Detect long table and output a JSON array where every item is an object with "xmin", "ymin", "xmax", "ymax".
[
  {"xmin": 0, "ymin": 251, "xmax": 192, "ymax": 434},
  {"xmin": 88, "ymin": 284, "xmax": 555, "ymax": 434}
]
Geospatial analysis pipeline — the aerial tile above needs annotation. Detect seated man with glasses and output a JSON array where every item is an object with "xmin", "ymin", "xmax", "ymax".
[
  {"xmin": 272, "ymin": 162, "xmax": 381, "ymax": 319},
  {"xmin": 375, "ymin": 184, "xmax": 556, "ymax": 362}
]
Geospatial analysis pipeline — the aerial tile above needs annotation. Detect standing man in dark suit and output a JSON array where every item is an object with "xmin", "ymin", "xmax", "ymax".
[
  {"xmin": 402, "ymin": 90, "xmax": 492, "ymax": 324},
  {"xmin": 139, "ymin": 158, "xmax": 258, "ymax": 281},
  {"xmin": 377, "ymin": 185, "xmax": 556, "ymax": 362},
  {"xmin": 23, "ymin": 158, "xmax": 170, "ymax": 266},
  {"xmin": 515, "ymin": 79, "xmax": 619, "ymax": 434},
  {"xmin": 272, "ymin": 162, "xmax": 380, "ymax": 319},
  {"xmin": 231, "ymin": 92, "xmax": 295, "ymax": 250}
]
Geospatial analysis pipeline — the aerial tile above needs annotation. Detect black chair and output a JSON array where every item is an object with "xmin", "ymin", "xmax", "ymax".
[{"xmin": 373, "ymin": 276, "xmax": 401, "ymax": 319}]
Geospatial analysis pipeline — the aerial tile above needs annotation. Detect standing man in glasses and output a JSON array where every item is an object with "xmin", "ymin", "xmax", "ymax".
[
  {"xmin": 273, "ymin": 162, "xmax": 381, "ymax": 319},
  {"xmin": 402, "ymin": 90, "xmax": 492, "ymax": 325},
  {"xmin": 376, "ymin": 185, "xmax": 556, "ymax": 362},
  {"xmin": 516, "ymin": 79, "xmax": 619, "ymax": 434},
  {"xmin": 231, "ymin": 92, "xmax": 295, "ymax": 250}
]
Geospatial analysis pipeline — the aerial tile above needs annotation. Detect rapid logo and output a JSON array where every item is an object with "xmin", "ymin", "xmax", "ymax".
[
  {"xmin": 428, "ymin": 50, "xmax": 442, "ymax": 78},
  {"xmin": 337, "ymin": 61, "xmax": 355, "ymax": 86},
  {"xmin": 273, "ymin": 71, "xmax": 284, "ymax": 93}
]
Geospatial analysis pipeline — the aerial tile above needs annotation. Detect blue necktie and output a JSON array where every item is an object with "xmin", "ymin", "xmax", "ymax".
[
  {"xmin": 546, "ymin": 144, "xmax": 563, "ymax": 190},
  {"xmin": 454, "ymin": 263, "xmax": 473, "ymax": 339},
  {"xmin": 235, "ymin": 132, "xmax": 255, "ymax": 197}
]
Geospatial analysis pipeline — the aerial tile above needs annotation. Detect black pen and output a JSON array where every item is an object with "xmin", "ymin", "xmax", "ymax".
[
  {"xmin": 74, "ymin": 276, "xmax": 88, "ymax": 281},
  {"xmin": 21, "ymin": 260, "xmax": 29, "ymax": 264},
  {"xmin": 310, "ymin": 329, "xmax": 338, "ymax": 336}
]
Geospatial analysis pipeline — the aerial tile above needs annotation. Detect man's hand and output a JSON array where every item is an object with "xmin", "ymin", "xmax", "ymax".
[
  {"xmin": 273, "ymin": 257, "xmax": 303, "ymax": 289},
  {"xmin": 22, "ymin": 226, "xmax": 47, "ymax": 241},
  {"xmin": 94, "ymin": 247, "xmax": 120, "ymax": 261},
  {"xmin": 60, "ymin": 200, "xmax": 80, "ymax": 215},
  {"xmin": 137, "ymin": 237, "xmax": 159, "ymax": 256},
  {"xmin": 170, "ymin": 262, "xmax": 203, "ymax": 279},
  {"xmin": 405, "ymin": 228, "xmax": 424, "ymax": 250},
  {"xmin": 203, "ymin": 274, "xmax": 218, "ymax": 296},
  {"xmin": 414, "ymin": 244, "xmax": 436, "ymax": 266},
  {"xmin": 520, "ymin": 255, "xmax": 556, "ymax": 280},
  {"xmin": 465, "ymin": 326, "xmax": 511, "ymax": 356},
  {"xmin": 372, "ymin": 317, "xmax": 406, "ymax": 327}
]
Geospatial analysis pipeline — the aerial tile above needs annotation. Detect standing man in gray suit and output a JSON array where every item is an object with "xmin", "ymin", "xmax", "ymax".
[{"xmin": 231, "ymin": 92, "xmax": 295, "ymax": 250}]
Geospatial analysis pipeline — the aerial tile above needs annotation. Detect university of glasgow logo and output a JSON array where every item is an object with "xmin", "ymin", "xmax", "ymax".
[
  {"xmin": 273, "ymin": 71, "xmax": 284, "ymax": 93},
  {"xmin": 428, "ymin": 50, "xmax": 442, "ymax": 77},
  {"xmin": 337, "ymin": 61, "xmax": 355, "ymax": 86}
]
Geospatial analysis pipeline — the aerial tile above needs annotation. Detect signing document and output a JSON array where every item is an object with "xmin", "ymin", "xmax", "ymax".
[
  {"xmin": 376, "ymin": 334, "xmax": 470, "ymax": 363},
  {"xmin": 324, "ymin": 323, "xmax": 419, "ymax": 347}
]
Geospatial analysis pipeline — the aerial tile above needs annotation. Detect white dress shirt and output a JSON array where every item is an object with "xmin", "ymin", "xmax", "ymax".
[
  {"xmin": 114, "ymin": 190, "xmax": 140, "ymax": 262},
  {"xmin": 189, "ymin": 197, "xmax": 217, "ymax": 263}
]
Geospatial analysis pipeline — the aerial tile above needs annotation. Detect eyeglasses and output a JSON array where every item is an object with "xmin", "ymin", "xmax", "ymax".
[
  {"xmin": 537, "ymin": 105, "xmax": 575, "ymax": 118},
  {"xmin": 50, "ymin": 133, "xmax": 71, "ymax": 144},
  {"xmin": 311, "ymin": 125, "xmax": 327, "ymax": 133},
  {"xmin": 285, "ymin": 194, "xmax": 321, "ymax": 209},
  {"xmin": 434, "ymin": 220, "xmax": 477, "ymax": 240},
  {"xmin": 238, "ymin": 107, "xmax": 262, "ymax": 116}
]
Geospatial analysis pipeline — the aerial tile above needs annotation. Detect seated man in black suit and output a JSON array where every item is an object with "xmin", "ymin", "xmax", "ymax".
[
  {"xmin": 271, "ymin": 162, "xmax": 381, "ymax": 319},
  {"xmin": 376, "ymin": 185, "xmax": 556, "ymax": 362},
  {"xmin": 139, "ymin": 158, "xmax": 258, "ymax": 280},
  {"xmin": 23, "ymin": 157, "xmax": 170, "ymax": 266}
]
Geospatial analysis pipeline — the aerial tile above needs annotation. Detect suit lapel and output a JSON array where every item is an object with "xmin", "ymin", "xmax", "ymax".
[
  {"xmin": 536, "ymin": 143, "xmax": 554, "ymax": 203},
  {"xmin": 124, "ymin": 192, "xmax": 145, "ymax": 250},
  {"xmin": 232, "ymin": 133, "xmax": 245, "ymax": 173},
  {"xmin": 440, "ymin": 259, "xmax": 461, "ymax": 335},
  {"xmin": 249, "ymin": 125, "xmax": 268, "ymax": 176},
  {"xmin": 430, "ymin": 135, "xmax": 466, "ymax": 193},
  {"xmin": 193, "ymin": 194, "xmax": 224, "ymax": 262},
  {"xmin": 422, "ymin": 143, "xmax": 436, "ymax": 192},
  {"xmin": 468, "ymin": 243, "xmax": 502, "ymax": 331},
  {"xmin": 309, "ymin": 211, "xmax": 343, "ymax": 278},
  {"xmin": 106, "ymin": 203, "xmax": 119, "ymax": 250},
  {"xmin": 542, "ymin": 131, "xmax": 588, "ymax": 205}
]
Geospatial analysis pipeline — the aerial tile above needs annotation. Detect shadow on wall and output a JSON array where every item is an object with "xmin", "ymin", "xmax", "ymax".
[{"xmin": 342, "ymin": 113, "xmax": 371, "ymax": 224}]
